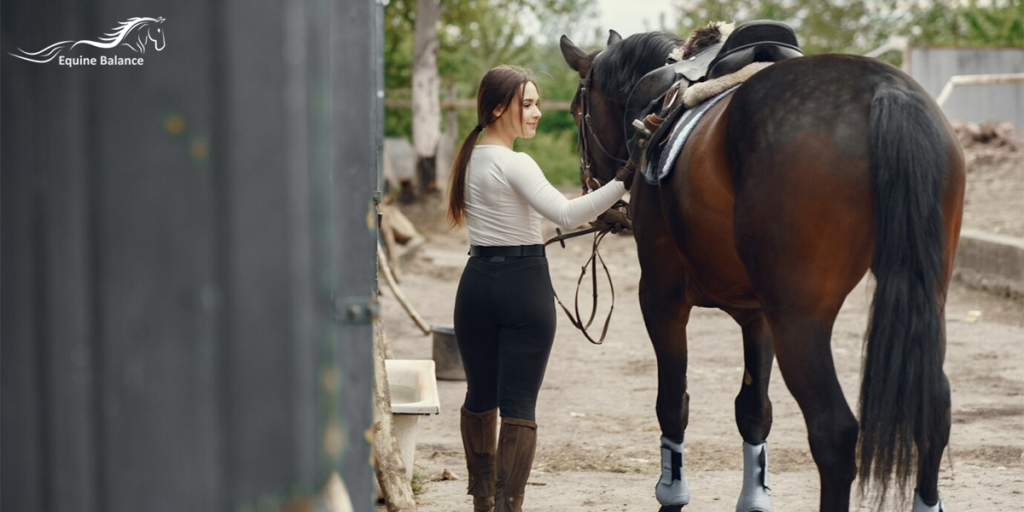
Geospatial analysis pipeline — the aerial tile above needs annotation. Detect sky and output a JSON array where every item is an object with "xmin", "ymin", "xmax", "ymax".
[{"xmin": 594, "ymin": 0, "xmax": 679, "ymax": 38}]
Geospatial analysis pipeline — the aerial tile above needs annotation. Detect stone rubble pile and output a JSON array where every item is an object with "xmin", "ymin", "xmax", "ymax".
[{"xmin": 952, "ymin": 121, "xmax": 1022, "ymax": 153}]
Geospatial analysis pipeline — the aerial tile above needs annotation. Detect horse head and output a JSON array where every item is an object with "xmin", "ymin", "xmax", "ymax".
[
  {"xmin": 146, "ymin": 17, "xmax": 166, "ymax": 51},
  {"xmin": 560, "ymin": 31, "xmax": 632, "ymax": 191}
]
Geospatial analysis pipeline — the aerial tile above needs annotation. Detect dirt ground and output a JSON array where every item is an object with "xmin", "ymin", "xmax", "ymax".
[
  {"xmin": 377, "ymin": 149, "xmax": 1024, "ymax": 511},
  {"xmin": 962, "ymin": 151, "xmax": 1024, "ymax": 238}
]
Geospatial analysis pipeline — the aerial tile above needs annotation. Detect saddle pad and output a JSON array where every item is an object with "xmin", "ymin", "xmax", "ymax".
[{"xmin": 644, "ymin": 84, "xmax": 740, "ymax": 185}]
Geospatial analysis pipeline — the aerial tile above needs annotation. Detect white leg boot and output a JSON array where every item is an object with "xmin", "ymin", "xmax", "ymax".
[
  {"xmin": 655, "ymin": 436, "xmax": 691, "ymax": 506},
  {"xmin": 736, "ymin": 442, "xmax": 771, "ymax": 512},
  {"xmin": 912, "ymin": 492, "xmax": 945, "ymax": 512}
]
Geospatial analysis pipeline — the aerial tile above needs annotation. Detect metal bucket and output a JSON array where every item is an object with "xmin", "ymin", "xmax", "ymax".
[{"xmin": 431, "ymin": 326, "xmax": 466, "ymax": 381}]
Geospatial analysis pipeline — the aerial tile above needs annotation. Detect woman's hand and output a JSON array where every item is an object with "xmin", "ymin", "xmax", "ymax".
[{"xmin": 594, "ymin": 207, "xmax": 632, "ymax": 234}]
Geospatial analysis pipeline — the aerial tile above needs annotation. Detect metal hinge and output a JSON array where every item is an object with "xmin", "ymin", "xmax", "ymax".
[{"xmin": 335, "ymin": 296, "xmax": 378, "ymax": 324}]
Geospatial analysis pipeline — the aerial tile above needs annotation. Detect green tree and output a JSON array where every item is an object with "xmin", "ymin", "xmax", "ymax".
[
  {"xmin": 673, "ymin": 0, "xmax": 905, "ymax": 55},
  {"xmin": 385, "ymin": 0, "xmax": 595, "ymax": 139},
  {"xmin": 672, "ymin": 0, "xmax": 1022, "ymax": 58},
  {"xmin": 384, "ymin": 0, "xmax": 596, "ymax": 187},
  {"xmin": 909, "ymin": 0, "xmax": 1023, "ymax": 47}
]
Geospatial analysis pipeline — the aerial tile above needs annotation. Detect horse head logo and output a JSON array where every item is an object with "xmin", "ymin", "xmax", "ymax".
[
  {"xmin": 122, "ymin": 16, "xmax": 166, "ymax": 54},
  {"xmin": 9, "ymin": 16, "xmax": 167, "ymax": 63},
  {"xmin": 148, "ymin": 17, "xmax": 167, "ymax": 52}
]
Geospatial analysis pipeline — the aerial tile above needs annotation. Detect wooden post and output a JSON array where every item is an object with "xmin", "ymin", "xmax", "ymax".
[
  {"xmin": 373, "ymin": 320, "xmax": 418, "ymax": 512},
  {"xmin": 412, "ymin": 0, "xmax": 442, "ymax": 197},
  {"xmin": 377, "ymin": 316, "xmax": 396, "ymax": 360},
  {"xmin": 437, "ymin": 82, "xmax": 459, "ymax": 188},
  {"xmin": 378, "ymin": 244, "xmax": 432, "ymax": 335}
]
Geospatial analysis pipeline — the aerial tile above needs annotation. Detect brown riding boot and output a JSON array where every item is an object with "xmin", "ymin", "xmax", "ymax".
[
  {"xmin": 494, "ymin": 417, "xmax": 538, "ymax": 512},
  {"xmin": 461, "ymin": 406, "xmax": 498, "ymax": 512}
]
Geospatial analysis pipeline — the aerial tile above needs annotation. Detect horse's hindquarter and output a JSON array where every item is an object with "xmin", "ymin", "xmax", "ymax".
[
  {"xmin": 659, "ymin": 96, "xmax": 760, "ymax": 309},
  {"xmin": 726, "ymin": 55, "xmax": 886, "ymax": 313}
]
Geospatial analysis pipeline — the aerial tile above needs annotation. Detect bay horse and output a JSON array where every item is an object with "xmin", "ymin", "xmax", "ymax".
[{"xmin": 560, "ymin": 25, "xmax": 964, "ymax": 512}]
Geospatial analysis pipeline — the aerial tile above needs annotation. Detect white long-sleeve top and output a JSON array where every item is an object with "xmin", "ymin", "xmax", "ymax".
[{"xmin": 464, "ymin": 144, "xmax": 627, "ymax": 246}]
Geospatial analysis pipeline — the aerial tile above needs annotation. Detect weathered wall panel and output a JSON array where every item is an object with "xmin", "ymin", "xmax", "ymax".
[{"xmin": 1, "ymin": 0, "xmax": 379, "ymax": 510}]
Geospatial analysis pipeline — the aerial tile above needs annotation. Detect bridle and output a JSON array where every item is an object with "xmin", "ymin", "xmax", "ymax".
[
  {"xmin": 572, "ymin": 60, "xmax": 631, "ymax": 195},
  {"xmin": 547, "ymin": 57, "xmax": 634, "ymax": 345}
]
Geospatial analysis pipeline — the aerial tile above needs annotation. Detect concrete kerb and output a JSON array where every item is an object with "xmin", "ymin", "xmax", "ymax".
[{"xmin": 953, "ymin": 228, "xmax": 1024, "ymax": 299}]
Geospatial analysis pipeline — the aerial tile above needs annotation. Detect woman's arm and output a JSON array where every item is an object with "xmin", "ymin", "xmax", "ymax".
[{"xmin": 504, "ymin": 152, "xmax": 627, "ymax": 228}]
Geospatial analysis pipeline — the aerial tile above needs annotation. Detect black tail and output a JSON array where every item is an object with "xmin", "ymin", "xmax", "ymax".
[{"xmin": 859, "ymin": 84, "xmax": 949, "ymax": 504}]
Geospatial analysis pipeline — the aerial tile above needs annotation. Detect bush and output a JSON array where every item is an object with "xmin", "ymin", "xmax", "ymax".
[{"xmin": 514, "ymin": 129, "xmax": 581, "ymax": 187}]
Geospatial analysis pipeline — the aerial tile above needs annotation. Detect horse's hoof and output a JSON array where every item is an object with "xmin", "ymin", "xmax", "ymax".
[
  {"xmin": 736, "ymin": 485, "xmax": 771, "ymax": 511},
  {"xmin": 736, "ymin": 442, "xmax": 771, "ymax": 512},
  {"xmin": 912, "ymin": 493, "xmax": 945, "ymax": 512},
  {"xmin": 658, "ymin": 506, "xmax": 685, "ymax": 512},
  {"xmin": 736, "ymin": 496, "xmax": 770, "ymax": 512},
  {"xmin": 656, "ymin": 436, "xmax": 691, "ymax": 506},
  {"xmin": 737, "ymin": 506, "xmax": 770, "ymax": 512},
  {"xmin": 655, "ymin": 482, "xmax": 690, "ymax": 507}
]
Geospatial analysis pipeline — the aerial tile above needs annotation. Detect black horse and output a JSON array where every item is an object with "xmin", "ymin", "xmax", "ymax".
[{"xmin": 561, "ymin": 23, "xmax": 964, "ymax": 512}]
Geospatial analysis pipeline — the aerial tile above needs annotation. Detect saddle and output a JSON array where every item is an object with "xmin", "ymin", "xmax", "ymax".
[
  {"xmin": 624, "ymin": 21, "xmax": 803, "ymax": 166},
  {"xmin": 706, "ymin": 21, "xmax": 801, "ymax": 80}
]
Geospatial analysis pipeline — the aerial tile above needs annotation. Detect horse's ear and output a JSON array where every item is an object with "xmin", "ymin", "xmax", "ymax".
[
  {"xmin": 607, "ymin": 30, "xmax": 622, "ymax": 46},
  {"xmin": 560, "ymin": 35, "xmax": 588, "ymax": 74}
]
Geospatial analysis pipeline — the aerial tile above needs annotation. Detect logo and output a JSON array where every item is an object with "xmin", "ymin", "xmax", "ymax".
[{"xmin": 9, "ymin": 17, "xmax": 166, "ymax": 65}]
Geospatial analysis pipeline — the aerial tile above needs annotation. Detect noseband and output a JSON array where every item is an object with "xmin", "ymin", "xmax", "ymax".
[{"xmin": 574, "ymin": 63, "xmax": 630, "ymax": 194}]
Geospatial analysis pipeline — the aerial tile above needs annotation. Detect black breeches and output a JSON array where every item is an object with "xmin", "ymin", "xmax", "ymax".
[{"xmin": 454, "ymin": 255, "xmax": 556, "ymax": 421}]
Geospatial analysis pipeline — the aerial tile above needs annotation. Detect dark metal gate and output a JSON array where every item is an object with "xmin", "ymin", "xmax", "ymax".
[{"xmin": 1, "ymin": 0, "xmax": 382, "ymax": 510}]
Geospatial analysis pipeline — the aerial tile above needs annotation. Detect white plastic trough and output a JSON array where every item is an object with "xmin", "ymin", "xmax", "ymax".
[{"xmin": 375, "ymin": 359, "xmax": 441, "ymax": 499}]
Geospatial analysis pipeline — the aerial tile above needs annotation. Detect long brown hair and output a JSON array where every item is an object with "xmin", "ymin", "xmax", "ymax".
[{"xmin": 447, "ymin": 65, "xmax": 537, "ymax": 227}]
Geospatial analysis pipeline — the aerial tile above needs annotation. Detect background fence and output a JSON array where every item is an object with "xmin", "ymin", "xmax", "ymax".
[{"xmin": 908, "ymin": 47, "xmax": 1024, "ymax": 128}]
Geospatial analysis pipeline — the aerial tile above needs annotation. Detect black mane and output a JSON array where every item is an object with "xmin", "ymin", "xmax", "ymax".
[{"xmin": 592, "ymin": 31, "xmax": 685, "ymax": 103}]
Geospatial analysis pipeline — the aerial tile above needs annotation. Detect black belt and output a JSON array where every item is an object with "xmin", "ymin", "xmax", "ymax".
[{"xmin": 469, "ymin": 244, "xmax": 546, "ymax": 257}]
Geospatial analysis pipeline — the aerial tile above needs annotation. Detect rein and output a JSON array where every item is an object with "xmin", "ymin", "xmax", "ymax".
[
  {"xmin": 551, "ymin": 58, "xmax": 638, "ymax": 345},
  {"xmin": 544, "ymin": 221, "xmax": 618, "ymax": 345}
]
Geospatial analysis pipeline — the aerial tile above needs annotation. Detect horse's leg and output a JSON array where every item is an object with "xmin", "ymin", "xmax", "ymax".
[
  {"xmin": 725, "ymin": 76, "xmax": 875, "ymax": 511},
  {"xmin": 640, "ymin": 277, "xmax": 693, "ymax": 509},
  {"xmin": 633, "ymin": 181, "xmax": 696, "ymax": 510},
  {"xmin": 913, "ymin": 360, "xmax": 951, "ymax": 511},
  {"xmin": 913, "ymin": 141, "xmax": 963, "ymax": 511},
  {"xmin": 732, "ymin": 218, "xmax": 865, "ymax": 511},
  {"xmin": 729, "ymin": 159, "xmax": 869, "ymax": 505},
  {"xmin": 732, "ymin": 185, "xmax": 865, "ymax": 510},
  {"xmin": 726, "ymin": 308, "xmax": 773, "ymax": 512},
  {"xmin": 913, "ymin": 256, "xmax": 957, "ymax": 512},
  {"xmin": 768, "ymin": 310, "xmax": 858, "ymax": 511}
]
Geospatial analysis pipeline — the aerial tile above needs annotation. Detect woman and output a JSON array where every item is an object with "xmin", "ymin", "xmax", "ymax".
[{"xmin": 448, "ymin": 65, "xmax": 630, "ymax": 512}]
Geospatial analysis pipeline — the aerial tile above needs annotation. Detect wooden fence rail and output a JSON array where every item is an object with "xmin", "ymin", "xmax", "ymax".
[{"xmin": 385, "ymin": 98, "xmax": 572, "ymax": 110}]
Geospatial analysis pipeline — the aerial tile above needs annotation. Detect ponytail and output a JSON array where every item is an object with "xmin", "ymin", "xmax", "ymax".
[{"xmin": 447, "ymin": 124, "xmax": 484, "ymax": 227}]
